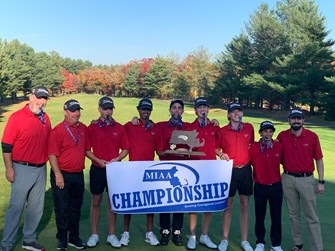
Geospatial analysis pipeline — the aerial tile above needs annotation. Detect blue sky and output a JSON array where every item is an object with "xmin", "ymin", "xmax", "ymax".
[{"xmin": 1, "ymin": 0, "xmax": 334, "ymax": 65}]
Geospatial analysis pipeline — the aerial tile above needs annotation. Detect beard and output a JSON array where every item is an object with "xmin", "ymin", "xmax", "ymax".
[{"xmin": 290, "ymin": 124, "xmax": 302, "ymax": 131}]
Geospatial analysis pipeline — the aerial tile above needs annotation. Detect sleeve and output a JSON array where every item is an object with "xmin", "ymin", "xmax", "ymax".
[
  {"xmin": 48, "ymin": 128, "xmax": 61, "ymax": 157},
  {"xmin": 120, "ymin": 126, "xmax": 130, "ymax": 150},
  {"xmin": 1, "ymin": 114, "xmax": 19, "ymax": 145}
]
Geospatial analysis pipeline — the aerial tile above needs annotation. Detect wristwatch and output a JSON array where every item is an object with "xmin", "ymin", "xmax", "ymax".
[{"xmin": 318, "ymin": 180, "xmax": 325, "ymax": 184}]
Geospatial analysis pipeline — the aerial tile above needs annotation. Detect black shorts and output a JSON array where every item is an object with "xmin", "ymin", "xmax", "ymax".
[
  {"xmin": 89, "ymin": 164, "xmax": 108, "ymax": 194},
  {"xmin": 229, "ymin": 164, "xmax": 253, "ymax": 197}
]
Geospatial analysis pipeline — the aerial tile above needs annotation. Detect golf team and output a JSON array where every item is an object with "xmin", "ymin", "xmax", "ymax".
[{"xmin": 1, "ymin": 86, "xmax": 325, "ymax": 251}]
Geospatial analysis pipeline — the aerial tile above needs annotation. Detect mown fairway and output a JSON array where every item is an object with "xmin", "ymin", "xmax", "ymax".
[{"xmin": 0, "ymin": 93, "xmax": 334, "ymax": 251}]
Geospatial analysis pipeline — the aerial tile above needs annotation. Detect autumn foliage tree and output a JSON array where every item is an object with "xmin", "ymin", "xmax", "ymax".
[{"xmin": 60, "ymin": 68, "xmax": 79, "ymax": 94}]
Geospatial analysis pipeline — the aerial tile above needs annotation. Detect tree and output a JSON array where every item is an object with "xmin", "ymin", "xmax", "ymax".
[
  {"xmin": 275, "ymin": 0, "xmax": 335, "ymax": 113},
  {"xmin": 143, "ymin": 56, "xmax": 174, "ymax": 98}
]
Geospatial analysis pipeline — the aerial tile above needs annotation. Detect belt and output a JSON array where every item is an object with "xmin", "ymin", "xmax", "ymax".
[
  {"xmin": 284, "ymin": 170, "xmax": 313, "ymax": 177},
  {"xmin": 13, "ymin": 161, "xmax": 46, "ymax": 167},
  {"xmin": 233, "ymin": 164, "xmax": 249, "ymax": 169}
]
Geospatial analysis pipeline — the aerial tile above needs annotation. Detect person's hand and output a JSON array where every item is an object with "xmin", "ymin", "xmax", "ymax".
[
  {"xmin": 109, "ymin": 158, "xmax": 120, "ymax": 162},
  {"xmin": 55, "ymin": 172, "xmax": 65, "ymax": 189},
  {"xmin": 96, "ymin": 159, "xmax": 107, "ymax": 168},
  {"xmin": 131, "ymin": 116, "xmax": 140, "ymax": 125},
  {"xmin": 6, "ymin": 167, "xmax": 15, "ymax": 183},
  {"xmin": 211, "ymin": 119, "xmax": 220, "ymax": 127},
  {"xmin": 219, "ymin": 152, "xmax": 230, "ymax": 160},
  {"xmin": 317, "ymin": 183, "xmax": 325, "ymax": 194}
]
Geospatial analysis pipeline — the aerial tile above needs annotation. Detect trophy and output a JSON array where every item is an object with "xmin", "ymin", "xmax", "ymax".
[{"xmin": 163, "ymin": 129, "xmax": 206, "ymax": 156}]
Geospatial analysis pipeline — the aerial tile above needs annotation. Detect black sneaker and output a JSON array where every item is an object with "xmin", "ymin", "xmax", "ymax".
[
  {"xmin": 22, "ymin": 241, "xmax": 45, "ymax": 251},
  {"xmin": 68, "ymin": 238, "xmax": 86, "ymax": 250},
  {"xmin": 172, "ymin": 230, "xmax": 183, "ymax": 246},
  {"xmin": 159, "ymin": 229, "xmax": 170, "ymax": 245},
  {"xmin": 57, "ymin": 239, "xmax": 67, "ymax": 251}
]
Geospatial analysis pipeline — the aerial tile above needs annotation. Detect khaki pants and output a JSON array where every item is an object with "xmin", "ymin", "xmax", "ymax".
[{"xmin": 282, "ymin": 173, "xmax": 323, "ymax": 251}]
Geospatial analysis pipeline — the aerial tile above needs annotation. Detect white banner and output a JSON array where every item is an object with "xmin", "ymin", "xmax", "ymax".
[{"xmin": 106, "ymin": 160, "xmax": 233, "ymax": 214}]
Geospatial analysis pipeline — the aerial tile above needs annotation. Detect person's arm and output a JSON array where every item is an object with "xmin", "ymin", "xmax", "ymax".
[
  {"xmin": 110, "ymin": 149, "xmax": 129, "ymax": 162},
  {"xmin": 85, "ymin": 150, "xmax": 107, "ymax": 168},
  {"xmin": 3, "ymin": 152, "xmax": 15, "ymax": 183},
  {"xmin": 48, "ymin": 154, "xmax": 65, "ymax": 189},
  {"xmin": 316, "ymin": 158, "xmax": 325, "ymax": 193}
]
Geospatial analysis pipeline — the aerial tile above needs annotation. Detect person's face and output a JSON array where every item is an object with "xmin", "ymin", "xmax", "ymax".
[
  {"xmin": 195, "ymin": 105, "xmax": 209, "ymax": 118},
  {"xmin": 228, "ymin": 109, "xmax": 243, "ymax": 122},
  {"xmin": 138, "ymin": 108, "xmax": 151, "ymax": 121},
  {"xmin": 29, "ymin": 95, "xmax": 48, "ymax": 114},
  {"xmin": 289, "ymin": 116, "xmax": 304, "ymax": 131},
  {"xmin": 260, "ymin": 128, "xmax": 274, "ymax": 140},
  {"xmin": 170, "ymin": 103, "xmax": 183, "ymax": 119},
  {"xmin": 98, "ymin": 107, "xmax": 113, "ymax": 119},
  {"xmin": 64, "ymin": 109, "xmax": 81, "ymax": 125}
]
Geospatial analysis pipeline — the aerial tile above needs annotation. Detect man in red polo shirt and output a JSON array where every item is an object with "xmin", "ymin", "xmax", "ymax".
[
  {"xmin": 1, "ymin": 86, "xmax": 50, "ymax": 251},
  {"xmin": 250, "ymin": 121, "xmax": 284, "ymax": 251},
  {"xmin": 119, "ymin": 98, "xmax": 160, "ymax": 246},
  {"xmin": 48, "ymin": 99, "xmax": 89, "ymax": 250},
  {"xmin": 215, "ymin": 102, "xmax": 254, "ymax": 251},
  {"xmin": 277, "ymin": 108, "xmax": 324, "ymax": 251},
  {"xmin": 156, "ymin": 99, "xmax": 190, "ymax": 246},
  {"xmin": 85, "ymin": 97, "xmax": 129, "ymax": 249},
  {"xmin": 186, "ymin": 97, "xmax": 219, "ymax": 250}
]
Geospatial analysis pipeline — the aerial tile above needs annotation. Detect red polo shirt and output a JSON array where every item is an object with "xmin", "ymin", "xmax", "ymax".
[
  {"xmin": 250, "ymin": 140, "xmax": 283, "ymax": 185},
  {"xmin": 124, "ymin": 120, "xmax": 158, "ymax": 161},
  {"xmin": 87, "ymin": 119, "xmax": 129, "ymax": 166},
  {"xmin": 48, "ymin": 120, "xmax": 89, "ymax": 172},
  {"xmin": 156, "ymin": 121, "xmax": 190, "ymax": 160},
  {"xmin": 277, "ymin": 128, "xmax": 323, "ymax": 173},
  {"xmin": 216, "ymin": 122, "xmax": 254, "ymax": 166},
  {"xmin": 188, "ymin": 119, "xmax": 219, "ymax": 160},
  {"xmin": 2, "ymin": 105, "xmax": 51, "ymax": 164}
]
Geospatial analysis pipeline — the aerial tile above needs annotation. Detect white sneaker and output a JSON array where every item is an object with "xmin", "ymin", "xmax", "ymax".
[
  {"xmin": 145, "ymin": 232, "xmax": 159, "ymax": 246},
  {"xmin": 106, "ymin": 235, "xmax": 121, "ymax": 248},
  {"xmin": 120, "ymin": 231, "xmax": 130, "ymax": 246},
  {"xmin": 87, "ymin": 234, "xmax": 99, "ymax": 248},
  {"xmin": 271, "ymin": 246, "xmax": 283, "ymax": 251},
  {"xmin": 241, "ymin": 241, "xmax": 253, "ymax": 251},
  {"xmin": 255, "ymin": 243, "xmax": 265, "ymax": 251},
  {"xmin": 199, "ymin": 235, "xmax": 217, "ymax": 249},
  {"xmin": 218, "ymin": 240, "xmax": 228, "ymax": 251},
  {"xmin": 187, "ymin": 236, "xmax": 196, "ymax": 250}
]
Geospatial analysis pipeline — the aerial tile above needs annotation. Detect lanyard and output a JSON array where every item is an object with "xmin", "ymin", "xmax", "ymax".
[
  {"xmin": 63, "ymin": 122, "xmax": 80, "ymax": 144},
  {"xmin": 260, "ymin": 138, "xmax": 273, "ymax": 152},
  {"xmin": 200, "ymin": 113, "xmax": 207, "ymax": 128}
]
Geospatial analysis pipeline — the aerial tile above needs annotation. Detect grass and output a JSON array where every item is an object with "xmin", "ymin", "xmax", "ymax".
[{"xmin": 0, "ymin": 93, "xmax": 334, "ymax": 251}]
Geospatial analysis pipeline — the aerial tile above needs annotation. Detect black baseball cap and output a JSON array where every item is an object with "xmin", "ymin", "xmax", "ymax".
[
  {"xmin": 170, "ymin": 99, "xmax": 184, "ymax": 109},
  {"xmin": 99, "ymin": 96, "xmax": 115, "ymax": 109},
  {"xmin": 227, "ymin": 102, "xmax": 242, "ymax": 113},
  {"xmin": 137, "ymin": 98, "xmax": 153, "ymax": 110},
  {"xmin": 64, "ymin": 99, "xmax": 83, "ymax": 112},
  {"xmin": 289, "ymin": 108, "xmax": 304, "ymax": 119},
  {"xmin": 32, "ymin": 86, "xmax": 49, "ymax": 99},
  {"xmin": 194, "ymin": 97, "xmax": 209, "ymax": 108},
  {"xmin": 259, "ymin": 121, "xmax": 276, "ymax": 132}
]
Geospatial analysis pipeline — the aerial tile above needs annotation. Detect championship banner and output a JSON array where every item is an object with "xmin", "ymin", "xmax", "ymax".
[{"xmin": 106, "ymin": 160, "xmax": 233, "ymax": 214}]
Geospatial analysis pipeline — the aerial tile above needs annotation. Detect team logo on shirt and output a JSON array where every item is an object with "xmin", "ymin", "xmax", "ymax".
[
  {"xmin": 244, "ymin": 134, "xmax": 249, "ymax": 138},
  {"xmin": 303, "ymin": 143, "xmax": 309, "ymax": 147},
  {"xmin": 275, "ymin": 153, "xmax": 280, "ymax": 158}
]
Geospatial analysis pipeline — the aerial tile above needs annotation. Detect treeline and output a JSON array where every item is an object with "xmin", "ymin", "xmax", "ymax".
[{"xmin": 1, "ymin": 0, "xmax": 335, "ymax": 119}]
